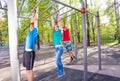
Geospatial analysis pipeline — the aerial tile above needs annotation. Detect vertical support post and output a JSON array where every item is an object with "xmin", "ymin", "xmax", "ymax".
[
  {"xmin": 0, "ymin": 0, "xmax": 2, "ymax": 8},
  {"xmin": 74, "ymin": 19, "xmax": 78, "ymax": 58},
  {"xmin": 96, "ymin": 12, "xmax": 102, "ymax": 70},
  {"xmin": 7, "ymin": 0, "xmax": 21, "ymax": 81},
  {"xmin": 81, "ymin": 1, "xmax": 88, "ymax": 81}
]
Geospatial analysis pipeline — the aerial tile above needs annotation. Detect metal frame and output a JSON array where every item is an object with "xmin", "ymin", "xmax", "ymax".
[
  {"xmin": 28, "ymin": 0, "xmax": 42, "ymax": 17},
  {"xmin": 0, "ymin": 0, "xmax": 7, "ymax": 10},
  {"xmin": 43, "ymin": 5, "xmax": 66, "ymax": 19},
  {"xmin": 0, "ymin": 0, "xmax": 2, "ymax": 8},
  {"xmin": 0, "ymin": 7, "xmax": 7, "ymax": 10},
  {"xmin": 52, "ymin": 0, "xmax": 81, "ymax": 12},
  {"xmin": 61, "ymin": 11, "xmax": 78, "ymax": 20},
  {"xmin": 6, "ymin": 0, "xmax": 101, "ymax": 81},
  {"xmin": 7, "ymin": 0, "xmax": 21, "ymax": 81},
  {"xmin": 81, "ymin": 1, "xmax": 88, "ymax": 81},
  {"xmin": 60, "ymin": 8, "xmax": 73, "ymax": 16},
  {"xmin": 39, "ymin": 2, "xmax": 56, "ymax": 17},
  {"xmin": 19, "ymin": 16, "xmax": 51, "ymax": 22},
  {"xmin": 96, "ymin": 12, "xmax": 102, "ymax": 70},
  {"xmin": 18, "ymin": 0, "xmax": 25, "ymax": 17}
]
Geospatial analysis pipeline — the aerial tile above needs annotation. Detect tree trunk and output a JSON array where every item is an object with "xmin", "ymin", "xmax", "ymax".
[
  {"xmin": 87, "ymin": 15, "xmax": 90, "ymax": 46},
  {"xmin": 77, "ymin": 15, "xmax": 81, "ymax": 43},
  {"xmin": 48, "ymin": 33, "xmax": 50, "ymax": 43},
  {"xmin": 0, "ymin": 32, "xmax": 2, "ymax": 42},
  {"xmin": 91, "ymin": 19, "xmax": 95, "ymax": 42},
  {"xmin": 70, "ymin": 19, "xmax": 74, "ymax": 43},
  {"xmin": 114, "ymin": 0, "xmax": 120, "ymax": 43},
  {"xmin": 77, "ymin": 32, "xmax": 80, "ymax": 43},
  {"xmin": 74, "ymin": 19, "xmax": 78, "ymax": 58}
]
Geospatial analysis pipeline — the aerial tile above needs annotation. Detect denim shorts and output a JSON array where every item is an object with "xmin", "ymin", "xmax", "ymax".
[
  {"xmin": 23, "ymin": 51, "xmax": 35, "ymax": 70},
  {"xmin": 64, "ymin": 42, "xmax": 73, "ymax": 52}
]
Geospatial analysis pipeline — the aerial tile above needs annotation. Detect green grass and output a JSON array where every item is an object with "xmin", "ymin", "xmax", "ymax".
[
  {"xmin": 101, "ymin": 37, "xmax": 118, "ymax": 45},
  {"xmin": 107, "ymin": 40, "xmax": 118, "ymax": 45}
]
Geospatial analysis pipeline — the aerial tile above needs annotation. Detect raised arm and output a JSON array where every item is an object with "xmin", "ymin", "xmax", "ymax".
[
  {"xmin": 65, "ymin": 17, "xmax": 68, "ymax": 27},
  {"xmin": 51, "ymin": 15, "xmax": 55, "ymax": 29},
  {"xmin": 31, "ymin": 13, "xmax": 38, "ymax": 27},
  {"xmin": 57, "ymin": 10, "xmax": 62, "ymax": 29}
]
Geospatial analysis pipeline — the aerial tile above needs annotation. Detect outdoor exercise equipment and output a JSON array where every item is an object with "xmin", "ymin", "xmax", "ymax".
[{"xmin": 6, "ymin": 0, "xmax": 101, "ymax": 81}]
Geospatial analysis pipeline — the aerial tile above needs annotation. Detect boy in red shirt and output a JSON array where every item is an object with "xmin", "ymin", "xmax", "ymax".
[{"xmin": 62, "ymin": 18, "xmax": 76, "ymax": 63}]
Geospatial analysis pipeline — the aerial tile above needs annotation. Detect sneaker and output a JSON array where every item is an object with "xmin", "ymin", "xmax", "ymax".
[
  {"xmin": 73, "ymin": 56, "xmax": 77, "ymax": 60},
  {"xmin": 71, "ymin": 56, "xmax": 77, "ymax": 63},
  {"xmin": 58, "ymin": 72, "xmax": 65, "ymax": 78},
  {"xmin": 70, "ymin": 57, "xmax": 73, "ymax": 63}
]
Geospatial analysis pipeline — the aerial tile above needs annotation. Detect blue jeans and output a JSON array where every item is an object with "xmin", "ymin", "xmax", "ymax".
[{"xmin": 55, "ymin": 46, "xmax": 65, "ymax": 77}]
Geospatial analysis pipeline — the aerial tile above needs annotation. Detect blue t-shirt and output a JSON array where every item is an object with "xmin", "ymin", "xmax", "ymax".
[
  {"xmin": 25, "ymin": 27, "xmax": 39, "ymax": 50},
  {"xmin": 53, "ymin": 29, "xmax": 62, "ymax": 46}
]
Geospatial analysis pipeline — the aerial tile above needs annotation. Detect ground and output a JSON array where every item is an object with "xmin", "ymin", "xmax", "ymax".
[{"xmin": 0, "ymin": 44, "xmax": 120, "ymax": 81}]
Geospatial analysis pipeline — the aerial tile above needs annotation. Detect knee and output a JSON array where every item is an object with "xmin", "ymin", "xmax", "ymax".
[{"xmin": 26, "ymin": 70, "xmax": 33, "ymax": 74}]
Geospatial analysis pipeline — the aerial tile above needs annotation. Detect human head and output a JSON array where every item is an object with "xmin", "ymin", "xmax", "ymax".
[
  {"xmin": 29, "ymin": 22, "xmax": 34, "ymax": 30},
  {"xmin": 54, "ymin": 22, "xmax": 59, "ymax": 30},
  {"xmin": 63, "ymin": 25, "xmax": 67, "ymax": 30}
]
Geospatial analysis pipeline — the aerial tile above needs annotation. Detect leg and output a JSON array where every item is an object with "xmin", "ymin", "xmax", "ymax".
[
  {"xmin": 69, "ymin": 51, "xmax": 75, "ymax": 57},
  {"xmin": 64, "ymin": 42, "xmax": 73, "ymax": 61},
  {"xmin": 23, "ymin": 51, "xmax": 35, "ymax": 81},
  {"xmin": 67, "ymin": 51, "xmax": 73, "ymax": 57},
  {"xmin": 65, "ymin": 42, "xmax": 76, "ymax": 62},
  {"xmin": 55, "ymin": 46, "xmax": 65, "ymax": 77},
  {"xmin": 69, "ymin": 51, "xmax": 77, "ymax": 63},
  {"xmin": 26, "ymin": 70, "xmax": 34, "ymax": 81}
]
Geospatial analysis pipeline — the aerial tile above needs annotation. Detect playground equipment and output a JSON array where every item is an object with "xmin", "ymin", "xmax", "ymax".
[{"xmin": 5, "ymin": 0, "xmax": 102, "ymax": 81}]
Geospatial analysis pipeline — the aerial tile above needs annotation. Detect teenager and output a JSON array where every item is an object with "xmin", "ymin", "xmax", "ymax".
[
  {"xmin": 23, "ymin": 15, "xmax": 39, "ymax": 81},
  {"xmin": 62, "ymin": 24, "xmax": 76, "ymax": 63},
  {"xmin": 51, "ymin": 11, "xmax": 65, "ymax": 77},
  {"xmin": 60, "ymin": 16, "xmax": 76, "ymax": 63}
]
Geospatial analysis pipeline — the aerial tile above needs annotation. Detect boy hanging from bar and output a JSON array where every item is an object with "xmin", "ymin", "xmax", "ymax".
[
  {"xmin": 61, "ymin": 14, "xmax": 76, "ymax": 63},
  {"xmin": 51, "ymin": 10, "xmax": 65, "ymax": 78},
  {"xmin": 23, "ymin": 13, "xmax": 39, "ymax": 81}
]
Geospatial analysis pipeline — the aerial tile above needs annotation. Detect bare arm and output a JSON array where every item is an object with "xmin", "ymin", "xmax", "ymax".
[
  {"xmin": 31, "ymin": 13, "xmax": 38, "ymax": 27},
  {"xmin": 65, "ymin": 17, "xmax": 68, "ymax": 27},
  {"xmin": 57, "ymin": 10, "xmax": 62, "ymax": 29},
  {"xmin": 51, "ymin": 15, "xmax": 55, "ymax": 29}
]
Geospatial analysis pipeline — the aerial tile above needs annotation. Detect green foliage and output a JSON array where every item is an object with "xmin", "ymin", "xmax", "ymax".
[
  {"xmin": 100, "ymin": 25, "xmax": 116, "ymax": 44},
  {"xmin": 0, "ymin": 8, "xmax": 8, "ymax": 45},
  {"xmin": 0, "ymin": 0, "xmax": 119, "ymax": 45}
]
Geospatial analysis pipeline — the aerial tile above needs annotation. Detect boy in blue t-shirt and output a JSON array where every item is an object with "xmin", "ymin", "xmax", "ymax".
[{"xmin": 23, "ymin": 15, "xmax": 39, "ymax": 81}]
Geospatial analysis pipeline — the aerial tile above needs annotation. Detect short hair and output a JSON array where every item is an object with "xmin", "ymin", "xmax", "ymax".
[
  {"xmin": 29, "ymin": 22, "xmax": 34, "ymax": 27},
  {"xmin": 55, "ymin": 24, "xmax": 59, "ymax": 28},
  {"xmin": 30, "ymin": 22, "xmax": 34, "ymax": 25},
  {"xmin": 63, "ymin": 26, "xmax": 66, "ymax": 28}
]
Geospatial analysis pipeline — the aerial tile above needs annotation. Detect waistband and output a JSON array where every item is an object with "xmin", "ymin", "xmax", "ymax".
[
  {"xmin": 25, "ymin": 49, "xmax": 34, "ymax": 52},
  {"xmin": 64, "ymin": 41, "xmax": 71, "ymax": 43},
  {"xmin": 25, "ymin": 50, "xmax": 34, "ymax": 53},
  {"xmin": 55, "ymin": 45, "xmax": 63, "ymax": 48},
  {"xmin": 25, "ymin": 49, "xmax": 33, "ymax": 51}
]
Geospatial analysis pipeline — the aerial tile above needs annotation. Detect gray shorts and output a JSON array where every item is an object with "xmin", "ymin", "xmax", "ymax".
[{"xmin": 23, "ymin": 51, "xmax": 35, "ymax": 70}]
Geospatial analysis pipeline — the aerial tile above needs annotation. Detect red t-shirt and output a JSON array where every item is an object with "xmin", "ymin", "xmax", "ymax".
[{"xmin": 63, "ymin": 28, "xmax": 70, "ymax": 41}]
